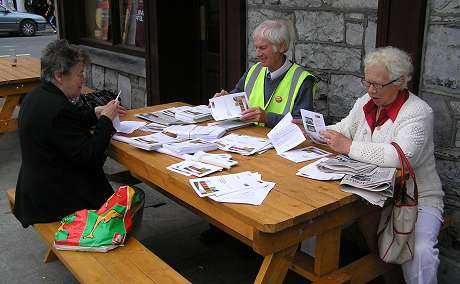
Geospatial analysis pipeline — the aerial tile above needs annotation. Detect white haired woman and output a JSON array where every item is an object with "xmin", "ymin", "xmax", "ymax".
[
  {"xmin": 213, "ymin": 19, "xmax": 317, "ymax": 128},
  {"xmin": 321, "ymin": 46, "xmax": 444, "ymax": 284}
]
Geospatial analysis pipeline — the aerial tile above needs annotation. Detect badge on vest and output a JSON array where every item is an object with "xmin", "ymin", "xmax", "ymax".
[{"xmin": 275, "ymin": 96, "xmax": 283, "ymax": 103}]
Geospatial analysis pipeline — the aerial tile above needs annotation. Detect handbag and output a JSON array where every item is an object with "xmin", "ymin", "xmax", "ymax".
[{"xmin": 377, "ymin": 142, "xmax": 418, "ymax": 264}]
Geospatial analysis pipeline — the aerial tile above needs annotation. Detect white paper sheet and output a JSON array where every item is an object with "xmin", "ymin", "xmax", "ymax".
[
  {"xmin": 209, "ymin": 92, "xmax": 249, "ymax": 121},
  {"xmin": 300, "ymin": 109, "xmax": 327, "ymax": 144},
  {"xmin": 114, "ymin": 120, "xmax": 147, "ymax": 134},
  {"xmin": 267, "ymin": 113, "xmax": 306, "ymax": 154},
  {"xmin": 279, "ymin": 146, "xmax": 332, "ymax": 163},
  {"xmin": 296, "ymin": 158, "xmax": 345, "ymax": 181}
]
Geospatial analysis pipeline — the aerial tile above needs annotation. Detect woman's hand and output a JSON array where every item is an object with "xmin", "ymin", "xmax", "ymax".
[
  {"xmin": 100, "ymin": 100, "xmax": 120, "ymax": 121},
  {"xmin": 320, "ymin": 130, "xmax": 352, "ymax": 155},
  {"xmin": 240, "ymin": 107, "xmax": 266, "ymax": 123}
]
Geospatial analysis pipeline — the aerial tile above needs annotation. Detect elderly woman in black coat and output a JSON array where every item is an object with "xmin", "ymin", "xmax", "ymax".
[{"xmin": 14, "ymin": 39, "xmax": 124, "ymax": 227}]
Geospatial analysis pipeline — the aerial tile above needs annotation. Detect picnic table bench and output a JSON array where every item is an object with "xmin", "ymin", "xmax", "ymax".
[{"xmin": 6, "ymin": 188, "xmax": 190, "ymax": 284}]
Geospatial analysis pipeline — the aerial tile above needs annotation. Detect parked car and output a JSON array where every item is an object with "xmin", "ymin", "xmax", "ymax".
[{"xmin": 0, "ymin": 4, "xmax": 47, "ymax": 36}]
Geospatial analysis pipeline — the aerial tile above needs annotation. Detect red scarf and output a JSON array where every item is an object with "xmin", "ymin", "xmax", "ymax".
[{"xmin": 363, "ymin": 90, "xmax": 409, "ymax": 133}]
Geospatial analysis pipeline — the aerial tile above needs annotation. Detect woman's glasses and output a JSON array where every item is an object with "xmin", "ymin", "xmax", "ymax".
[{"xmin": 361, "ymin": 77, "xmax": 399, "ymax": 90}]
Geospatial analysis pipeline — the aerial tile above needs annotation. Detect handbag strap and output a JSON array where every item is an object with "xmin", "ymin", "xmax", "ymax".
[{"xmin": 391, "ymin": 142, "xmax": 419, "ymax": 201}]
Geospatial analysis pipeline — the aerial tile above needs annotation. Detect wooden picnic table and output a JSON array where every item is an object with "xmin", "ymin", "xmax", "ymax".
[
  {"xmin": 109, "ymin": 102, "xmax": 395, "ymax": 284},
  {"xmin": 0, "ymin": 56, "xmax": 41, "ymax": 133}
]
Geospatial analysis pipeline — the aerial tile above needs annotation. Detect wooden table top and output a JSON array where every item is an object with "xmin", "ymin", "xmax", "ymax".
[
  {"xmin": 0, "ymin": 57, "xmax": 41, "ymax": 85},
  {"xmin": 110, "ymin": 102, "xmax": 359, "ymax": 234}
]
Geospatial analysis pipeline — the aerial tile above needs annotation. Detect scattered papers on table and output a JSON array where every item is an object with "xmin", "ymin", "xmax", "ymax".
[
  {"xmin": 184, "ymin": 151, "xmax": 238, "ymax": 169},
  {"xmin": 167, "ymin": 160, "xmax": 223, "ymax": 177},
  {"xmin": 164, "ymin": 124, "xmax": 226, "ymax": 140},
  {"xmin": 300, "ymin": 109, "xmax": 327, "ymax": 144},
  {"xmin": 317, "ymin": 155, "xmax": 377, "ymax": 175},
  {"xmin": 207, "ymin": 120, "xmax": 253, "ymax": 131},
  {"xmin": 267, "ymin": 113, "xmax": 306, "ymax": 154},
  {"xmin": 279, "ymin": 146, "xmax": 331, "ymax": 163},
  {"xmin": 189, "ymin": 171, "xmax": 275, "ymax": 205},
  {"xmin": 174, "ymin": 105, "xmax": 212, "ymax": 123},
  {"xmin": 140, "ymin": 122, "xmax": 168, "ymax": 133},
  {"xmin": 113, "ymin": 132, "xmax": 182, "ymax": 151},
  {"xmin": 114, "ymin": 120, "xmax": 147, "ymax": 134},
  {"xmin": 136, "ymin": 107, "xmax": 185, "ymax": 125},
  {"xmin": 209, "ymin": 92, "xmax": 249, "ymax": 121},
  {"xmin": 296, "ymin": 158, "xmax": 345, "ymax": 180},
  {"xmin": 216, "ymin": 133, "xmax": 272, "ymax": 155},
  {"xmin": 163, "ymin": 139, "xmax": 218, "ymax": 154}
]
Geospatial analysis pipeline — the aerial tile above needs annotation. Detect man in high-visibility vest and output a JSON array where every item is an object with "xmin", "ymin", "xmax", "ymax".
[{"xmin": 214, "ymin": 19, "xmax": 316, "ymax": 128}]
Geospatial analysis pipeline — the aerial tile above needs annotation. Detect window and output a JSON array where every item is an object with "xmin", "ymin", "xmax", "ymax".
[
  {"xmin": 120, "ymin": 0, "xmax": 144, "ymax": 48},
  {"xmin": 85, "ymin": 0, "xmax": 111, "ymax": 41}
]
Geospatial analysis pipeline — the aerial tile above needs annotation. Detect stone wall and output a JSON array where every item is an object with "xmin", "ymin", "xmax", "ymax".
[
  {"xmin": 420, "ymin": 1, "xmax": 460, "ymax": 281},
  {"xmin": 80, "ymin": 46, "xmax": 147, "ymax": 109},
  {"xmin": 247, "ymin": 0, "xmax": 378, "ymax": 123}
]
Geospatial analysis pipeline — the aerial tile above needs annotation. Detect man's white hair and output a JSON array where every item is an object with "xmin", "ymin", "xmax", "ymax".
[
  {"xmin": 253, "ymin": 19, "xmax": 291, "ymax": 53},
  {"xmin": 364, "ymin": 46, "xmax": 413, "ymax": 89}
]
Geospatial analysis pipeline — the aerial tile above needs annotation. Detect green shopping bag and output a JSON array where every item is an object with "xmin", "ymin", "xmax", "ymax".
[{"xmin": 54, "ymin": 185, "xmax": 144, "ymax": 252}]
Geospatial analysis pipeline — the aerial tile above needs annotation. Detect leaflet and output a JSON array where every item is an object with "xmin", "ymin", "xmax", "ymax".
[
  {"xmin": 114, "ymin": 120, "xmax": 147, "ymax": 134},
  {"xmin": 189, "ymin": 171, "xmax": 263, "ymax": 197},
  {"xmin": 216, "ymin": 133, "xmax": 272, "ymax": 156},
  {"xmin": 296, "ymin": 158, "xmax": 345, "ymax": 181},
  {"xmin": 267, "ymin": 113, "xmax": 306, "ymax": 154},
  {"xmin": 208, "ymin": 181, "xmax": 275, "ymax": 205},
  {"xmin": 167, "ymin": 160, "xmax": 223, "ymax": 177},
  {"xmin": 209, "ymin": 92, "xmax": 249, "ymax": 121},
  {"xmin": 279, "ymin": 146, "xmax": 331, "ymax": 163},
  {"xmin": 300, "ymin": 109, "xmax": 327, "ymax": 144}
]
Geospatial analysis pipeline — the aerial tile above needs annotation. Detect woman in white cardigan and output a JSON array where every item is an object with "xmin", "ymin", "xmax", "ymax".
[{"xmin": 321, "ymin": 47, "xmax": 444, "ymax": 284}]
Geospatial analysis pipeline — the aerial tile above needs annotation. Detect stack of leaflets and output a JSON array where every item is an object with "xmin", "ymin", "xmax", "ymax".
[
  {"xmin": 189, "ymin": 171, "xmax": 275, "ymax": 205},
  {"xmin": 113, "ymin": 132, "xmax": 182, "ymax": 151},
  {"xmin": 140, "ymin": 122, "xmax": 168, "ymax": 133},
  {"xmin": 163, "ymin": 138, "xmax": 218, "ymax": 154},
  {"xmin": 174, "ymin": 105, "xmax": 212, "ymax": 123},
  {"xmin": 164, "ymin": 125, "xmax": 226, "ymax": 140},
  {"xmin": 136, "ymin": 107, "xmax": 185, "ymax": 125},
  {"xmin": 216, "ymin": 133, "xmax": 273, "ymax": 156},
  {"xmin": 184, "ymin": 151, "xmax": 238, "ymax": 169},
  {"xmin": 317, "ymin": 155, "xmax": 377, "ymax": 175},
  {"xmin": 167, "ymin": 160, "xmax": 223, "ymax": 177},
  {"xmin": 340, "ymin": 167, "xmax": 396, "ymax": 207},
  {"xmin": 296, "ymin": 158, "xmax": 346, "ymax": 180},
  {"xmin": 280, "ymin": 146, "xmax": 332, "ymax": 163},
  {"xmin": 207, "ymin": 120, "xmax": 253, "ymax": 131},
  {"xmin": 209, "ymin": 92, "xmax": 249, "ymax": 121},
  {"xmin": 300, "ymin": 109, "xmax": 327, "ymax": 144}
]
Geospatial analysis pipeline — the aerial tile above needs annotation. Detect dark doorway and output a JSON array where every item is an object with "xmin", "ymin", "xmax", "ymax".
[
  {"xmin": 145, "ymin": 0, "xmax": 246, "ymax": 106},
  {"xmin": 377, "ymin": 0, "xmax": 427, "ymax": 94}
]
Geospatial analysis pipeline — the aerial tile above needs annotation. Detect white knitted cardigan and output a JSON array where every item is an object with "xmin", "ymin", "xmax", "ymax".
[{"xmin": 328, "ymin": 92, "xmax": 444, "ymax": 211}]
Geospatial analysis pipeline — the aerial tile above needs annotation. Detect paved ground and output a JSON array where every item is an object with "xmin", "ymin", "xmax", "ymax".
[{"xmin": 0, "ymin": 30, "xmax": 57, "ymax": 59}]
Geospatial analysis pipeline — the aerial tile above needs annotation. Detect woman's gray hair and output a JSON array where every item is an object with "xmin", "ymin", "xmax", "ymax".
[
  {"xmin": 364, "ymin": 46, "xmax": 413, "ymax": 89},
  {"xmin": 41, "ymin": 39, "xmax": 90, "ymax": 83},
  {"xmin": 253, "ymin": 19, "xmax": 291, "ymax": 52}
]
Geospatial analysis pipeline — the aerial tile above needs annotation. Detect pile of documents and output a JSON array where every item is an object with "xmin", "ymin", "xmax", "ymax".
[
  {"xmin": 136, "ymin": 107, "xmax": 186, "ymax": 125},
  {"xmin": 317, "ymin": 155, "xmax": 377, "ymax": 175},
  {"xmin": 216, "ymin": 133, "xmax": 273, "ymax": 155},
  {"xmin": 167, "ymin": 160, "xmax": 223, "ymax": 177},
  {"xmin": 113, "ymin": 132, "xmax": 182, "ymax": 151},
  {"xmin": 296, "ymin": 158, "xmax": 345, "ymax": 180},
  {"xmin": 174, "ymin": 105, "xmax": 212, "ymax": 123},
  {"xmin": 163, "ymin": 138, "xmax": 218, "ymax": 154},
  {"xmin": 209, "ymin": 92, "xmax": 249, "ymax": 121},
  {"xmin": 280, "ymin": 146, "xmax": 331, "ymax": 163},
  {"xmin": 189, "ymin": 171, "xmax": 275, "ymax": 205},
  {"xmin": 140, "ymin": 122, "xmax": 168, "ymax": 133},
  {"xmin": 184, "ymin": 151, "xmax": 238, "ymax": 169},
  {"xmin": 207, "ymin": 120, "xmax": 253, "ymax": 131},
  {"xmin": 164, "ymin": 124, "xmax": 226, "ymax": 140}
]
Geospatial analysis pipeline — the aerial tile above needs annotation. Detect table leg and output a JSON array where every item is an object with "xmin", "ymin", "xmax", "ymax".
[
  {"xmin": 0, "ymin": 94, "xmax": 21, "ymax": 133},
  {"xmin": 254, "ymin": 244, "xmax": 297, "ymax": 284},
  {"xmin": 314, "ymin": 227, "xmax": 341, "ymax": 276}
]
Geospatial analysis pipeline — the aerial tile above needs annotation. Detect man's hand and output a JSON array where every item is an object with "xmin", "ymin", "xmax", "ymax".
[
  {"xmin": 320, "ymin": 130, "xmax": 352, "ymax": 154},
  {"xmin": 213, "ymin": 89, "xmax": 229, "ymax": 98},
  {"xmin": 240, "ymin": 107, "xmax": 266, "ymax": 123}
]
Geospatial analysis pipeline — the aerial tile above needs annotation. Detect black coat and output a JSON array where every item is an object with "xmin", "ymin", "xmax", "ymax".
[{"xmin": 14, "ymin": 82, "xmax": 115, "ymax": 227}]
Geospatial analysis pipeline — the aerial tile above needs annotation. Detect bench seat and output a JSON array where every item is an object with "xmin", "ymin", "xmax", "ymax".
[{"xmin": 6, "ymin": 188, "xmax": 190, "ymax": 284}]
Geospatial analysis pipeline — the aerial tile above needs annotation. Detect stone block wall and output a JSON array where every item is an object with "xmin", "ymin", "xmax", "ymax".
[
  {"xmin": 247, "ymin": 0, "xmax": 378, "ymax": 122},
  {"xmin": 80, "ymin": 46, "xmax": 147, "ymax": 109}
]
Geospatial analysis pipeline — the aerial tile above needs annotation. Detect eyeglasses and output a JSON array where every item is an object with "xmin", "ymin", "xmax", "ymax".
[{"xmin": 361, "ymin": 77, "xmax": 399, "ymax": 90}]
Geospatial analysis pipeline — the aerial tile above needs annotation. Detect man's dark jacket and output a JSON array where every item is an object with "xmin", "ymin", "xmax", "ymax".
[{"xmin": 14, "ymin": 82, "xmax": 114, "ymax": 227}]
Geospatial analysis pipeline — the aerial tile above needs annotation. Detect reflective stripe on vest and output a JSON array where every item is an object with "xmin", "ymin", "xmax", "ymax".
[{"xmin": 244, "ymin": 62, "xmax": 315, "ymax": 115}]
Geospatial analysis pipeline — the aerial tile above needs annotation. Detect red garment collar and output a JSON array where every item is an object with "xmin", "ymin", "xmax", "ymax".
[{"xmin": 363, "ymin": 90, "xmax": 409, "ymax": 133}]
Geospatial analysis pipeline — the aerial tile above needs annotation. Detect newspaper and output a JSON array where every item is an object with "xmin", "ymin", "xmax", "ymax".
[
  {"xmin": 296, "ymin": 158, "xmax": 345, "ymax": 181},
  {"xmin": 209, "ymin": 92, "xmax": 249, "ymax": 121},
  {"xmin": 340, "ymin": 167, "xmax": 396, "ymax": 196},
  {"xmin": 317, "ymin": 155, "xmax": 377, "ymax": 176},
  {"xmin": 300, "ymin": 109, "xmax": 327, "ymax": 144}
]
